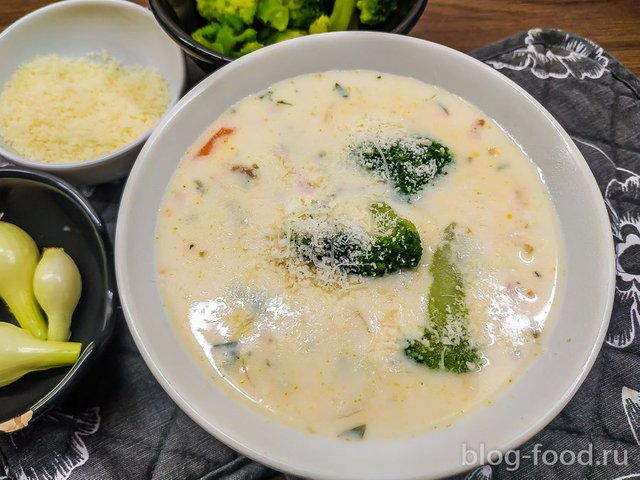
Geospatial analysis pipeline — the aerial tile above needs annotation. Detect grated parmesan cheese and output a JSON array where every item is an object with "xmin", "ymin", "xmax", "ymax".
[
  {"xmin": 0, "ymin": 53, "xmax": 170, "ymax": 164},
  {"xmin": 271, "ymin": 201, "xmax": 376, "ymax": 289}
]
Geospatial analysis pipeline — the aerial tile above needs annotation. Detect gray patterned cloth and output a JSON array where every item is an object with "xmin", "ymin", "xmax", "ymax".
[{"xmin": 1, "ymin": 29, "xmax": 639, "ymax": 480}]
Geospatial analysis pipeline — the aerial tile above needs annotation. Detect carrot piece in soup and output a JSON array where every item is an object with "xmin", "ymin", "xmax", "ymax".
[{"xmin": 195, "ymin": 127, "xmax": 235, "ymax": 157}]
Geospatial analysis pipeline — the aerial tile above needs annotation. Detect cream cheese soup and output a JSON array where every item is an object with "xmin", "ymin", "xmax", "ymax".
[{"xmin": 156, "ymin": 70, "xmax": 563, "ymax": 440}]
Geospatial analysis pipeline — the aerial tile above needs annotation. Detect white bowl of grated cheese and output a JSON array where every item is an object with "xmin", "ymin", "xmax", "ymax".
[{"xmin": 0, "ymin": 0, "xmax": 186, "ymax": 185}]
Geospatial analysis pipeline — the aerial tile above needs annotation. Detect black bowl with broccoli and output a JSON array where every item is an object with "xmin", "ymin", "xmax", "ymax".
[{"xmin": 149, "ymin": 0, "xmax": 428, "ymax": 71}]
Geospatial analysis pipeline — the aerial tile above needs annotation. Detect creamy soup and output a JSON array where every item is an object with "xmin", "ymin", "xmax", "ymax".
[{"xmin": 156, "ymin": 70, "xmax": 563, "ymax": 440}]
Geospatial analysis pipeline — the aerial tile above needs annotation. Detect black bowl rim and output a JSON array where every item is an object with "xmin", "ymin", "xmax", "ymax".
[
  {"xmin": 149, "ymin": 0, "xmax": 231, "ymax": 66},
  {"xmin": 149, "ymin": 0, "xmax": 429, "ymax": 68},
  {"xmin": 0, "ymin": 166, "xmax": 116, "ymax": 431}
]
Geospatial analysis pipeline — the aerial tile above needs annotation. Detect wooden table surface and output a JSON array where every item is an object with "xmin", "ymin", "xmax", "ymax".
[{"xmin": 2, "ymin": 0, "xmax": 639, "ymax": 75}]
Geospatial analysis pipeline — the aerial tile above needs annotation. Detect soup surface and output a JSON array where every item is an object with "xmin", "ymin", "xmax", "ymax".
[{"xmin": 156, "ymin": 70, "xmax": 563, "ymax": 440}]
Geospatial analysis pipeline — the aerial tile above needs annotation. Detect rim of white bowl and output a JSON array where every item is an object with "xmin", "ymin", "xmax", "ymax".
[
  {"xmin": 0, "ymin": 0, "xmax": 186, "ymax": 172},
  {"xmin": 115, "ymin": 32, "xmax": 616, "ymax": 480}
]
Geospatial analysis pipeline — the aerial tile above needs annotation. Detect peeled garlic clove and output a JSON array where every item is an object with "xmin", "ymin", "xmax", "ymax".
[{"xmin": 33, "ymin": 248, "xmax": 82, "ymax": 342}]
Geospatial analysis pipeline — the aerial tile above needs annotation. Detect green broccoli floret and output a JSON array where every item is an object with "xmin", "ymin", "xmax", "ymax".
[
  {"xmin": 404, "ymin": 223, "xmax": 481, "ymax": 374},
  {"xmin": 192, "ymin": 20, "xmax": 258, "ymax": 56},
  {"xmin": 192, "ymin": 23, "xmax": 224, "ymax": 51},
  {"xmin": 309, "ymin": 14, "xmax": 330, "ymax": 33},
  {"xmin": 264, "ymin": 29, "xmax": 307, "ymax": 44},
  {"xmin": 355, "ymin": 202, "xmax": 422, "ymax": 276},
  {"xmin": 291, "ymin": 202, "xmax": 422, "ymax": 277},
  {"xmin": 355, "ymin": 0, "xmax": 397, "ymax": 25},
  {"xmin": 196, "ymin": 0, "xmax": 258, "ymax": 25},
  {"xmin": 194, "ymin": 0, "xmax": 362, "ymax": 58},
  {"xmin": 352, "ymin": 135, "xmax": 453, "ymax": 198},
  {"xmin": 256, "ymin": 0, "xmax": 290, "ymax": 31},
  {"xmin": 327, "ymin": 0, "xmax": 357, "ymax": 30},
  {"xmin": 304, "ymin": 0, "xmax": 356, "ymax": 32},
  {"xmin": 233, "ymin": 41, "xmax": 265, "ymax": 56},
  {"xmin": 283, "ymin": 0, "xmax": 325, "ymax": 29}
]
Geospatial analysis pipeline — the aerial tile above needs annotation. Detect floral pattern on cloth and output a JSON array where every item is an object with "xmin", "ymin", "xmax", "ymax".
[
  {"xmin": 569, "ymin": 135, "xmax": 640, "ymax": 351},
  {"xmin": 606, "ymin": 172, "xmax": 640, "ymax": 348},
  {"xmin": 465, "ymin": 465, "xmax": 492, "ymax": 479},
  {"xmin": 0, "ymin": 408, "xmax": 100, "ymax": 480},
  {"xmin": 622, "ymin": 387, "xmax": 640, "ymax": 446},
  {"xmin": 486, "ymin": 28, "xmax": 609, "ymax": 80}
]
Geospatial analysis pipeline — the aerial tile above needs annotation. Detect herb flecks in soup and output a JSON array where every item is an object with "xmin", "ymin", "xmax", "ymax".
[{"xmin": 156, "ymin": 70, "xmax": 563, "ymax": 440}]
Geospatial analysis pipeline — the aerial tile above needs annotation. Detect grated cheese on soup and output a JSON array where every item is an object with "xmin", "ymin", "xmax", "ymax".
[
  {"xmin": 0, "ymin": 53, "xmax": 170, "ymax": 164},
  {"xmin": 271, "ymin": 200, "xmax": 376, "ymax": 289}
]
